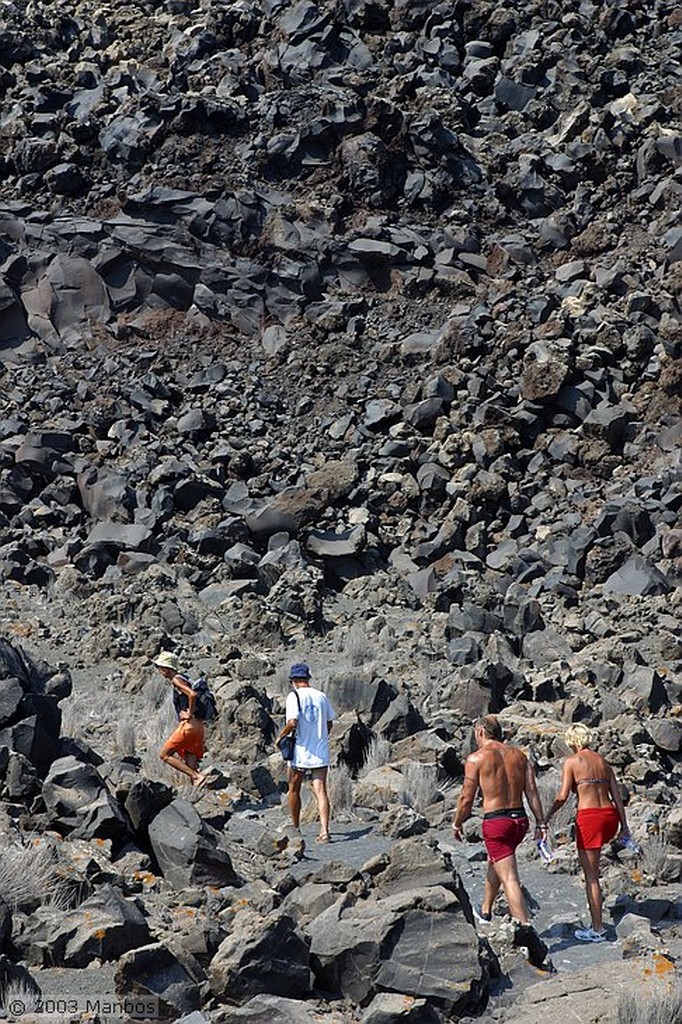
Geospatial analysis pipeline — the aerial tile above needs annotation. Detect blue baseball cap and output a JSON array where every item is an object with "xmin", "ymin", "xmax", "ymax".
[{"xmin": 289, "ymin": 662, "xmax": 311, "ymax": 680}]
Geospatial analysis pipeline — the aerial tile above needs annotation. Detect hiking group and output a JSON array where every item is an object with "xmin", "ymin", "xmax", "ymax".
[
  {"xmin": 453, "ymin": 716, "xmax": 630, "ymax": 944},
  {"xmin": 152, "ymin": 652, "xmax": 631, "ymax": 946}
]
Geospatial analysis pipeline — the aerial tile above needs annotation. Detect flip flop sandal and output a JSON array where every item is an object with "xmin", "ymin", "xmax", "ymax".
[{"xmin": 315, "ymin": 834, "xmax": 331, "ymax": 844}]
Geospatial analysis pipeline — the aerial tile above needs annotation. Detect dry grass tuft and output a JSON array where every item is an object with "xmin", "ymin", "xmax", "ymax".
[
  {"xmin": 327, "ymin": 763, "xmax": 354, "ymax": 817},
  {"xmin": 138, "ymin": 700, "xmax": 181, "ymax": 787},
  {"xmin": 0, "ymin": 978, "xmax": 40, "ymax": 1018},
  {"xmin": 359, "ymin": 737, "xmax": 391, "ymax": 777},
  {"xmin": 640, "ymin": 836, "xmax": 671, "ymax": 883},
  {"xmin": 537, "ymin": 770, "xmax": 575, "ymax": 838},
  {"xmin": 339, "ymin": 623, "xmax": 375, "ymax": 667},
  {"xmin": 399, "ymin": 762, "xmax": 439, "ymax": 814},
  {"xmin": 115, "ymin": 714, "xmax": 137, "ymax": 757},
  {"xmin": 617, "ymin": 980, "xmax": 682, "ymax": 1024},
  {"xmin": 144, "ymin": 677, "xmax": 168, "ymax": 712},
  {"xmin": 0, "ymin": 839, "xmax": 65, "ymax": 911}
]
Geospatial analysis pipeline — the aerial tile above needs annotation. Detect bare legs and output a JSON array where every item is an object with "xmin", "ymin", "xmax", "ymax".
[
  {"xmin": 578, "ymin": 847, "xmax": 604, "ymax": 931},
  {"xmin": 311, "ymin": 768, "xmax": 330, "ymax": 839},
  {"xmin": 288, "ymin": 766, "xmax": 305, "ymax": 828},
  {"xmin": 287, "ymin": 766, "xmax": 330, "ymax": 839},
  {"xmin": 484, "ymin": 854, "xmax": 529, "ymax": 924},
  {"xmin": 159, "ymin": 745, "xmax": 207, "ymax": 787}
]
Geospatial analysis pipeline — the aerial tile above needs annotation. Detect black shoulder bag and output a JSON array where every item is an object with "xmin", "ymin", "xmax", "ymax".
[{"xmin": 280, "ymin": 688, "xmax": 302, "ymax": 762}]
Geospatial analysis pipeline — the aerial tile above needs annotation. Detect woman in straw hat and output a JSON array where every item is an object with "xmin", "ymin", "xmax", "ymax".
[
  {"xmin": 153, "ymin": 652, "xmax": 208, "ymax": 788},
  {"xmin": 546, "ymin": 723, "xmax": 629, "ymax": 943}
]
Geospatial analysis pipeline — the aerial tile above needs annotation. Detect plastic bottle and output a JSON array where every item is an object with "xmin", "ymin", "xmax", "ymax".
[
  {"xmin": 619, "ymin": 832, "xmax": 641, "ymax": 855},
  {"xmin": 537, "ymin": 836, "xmax": 555, "ymax": 864}
]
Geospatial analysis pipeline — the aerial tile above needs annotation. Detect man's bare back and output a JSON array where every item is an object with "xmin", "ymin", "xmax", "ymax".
[
  {"xmin": 472, "ymin": 741, "xmax": 529, "ymax": 812},
  {"xmin": 452, "ymin": 716, "xmax": 547, "ymax": 929}
]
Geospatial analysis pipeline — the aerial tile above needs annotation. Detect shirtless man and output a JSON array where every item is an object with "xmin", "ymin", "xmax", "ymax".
[
  {"xmin": 154, "ymin": 652, "xmax": 208, "ymax": 789},
  {"xmin": 452, "ymin": 716, "xmax": 546, "ymax": 925}
]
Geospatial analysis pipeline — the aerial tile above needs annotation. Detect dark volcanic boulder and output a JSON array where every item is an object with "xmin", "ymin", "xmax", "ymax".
[
  {"xmin": 15, "ymin": 884, "xmax": 150, "ymax": 967},
  {"xmin": 42, "ymin": 755, "xmax": 130, "ymax": 841},
  {"xmin": 209, "ymin": 909, "xmax": 311, "ymax": 1002},
  {"xmin": 148, "ymin": 798, "xmax": 241, "ymax": 889},
  {"xmin": 115, "ymin": 942, "xmax": 203, "ymax": 1018},
  {"xmin": 0, "ymin": 639, "xmax": 71, "ymax": 776}
]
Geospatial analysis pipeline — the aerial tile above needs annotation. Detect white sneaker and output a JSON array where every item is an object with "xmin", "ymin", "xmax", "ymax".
[{"xmin": 575, "ymin": 927, "xmax": 606, "ymax": 943}]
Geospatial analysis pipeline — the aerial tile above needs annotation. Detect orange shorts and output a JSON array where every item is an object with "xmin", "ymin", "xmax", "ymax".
[{"xmin": 162, "ymin": 720, "xmax": 205, "ymax": 762}]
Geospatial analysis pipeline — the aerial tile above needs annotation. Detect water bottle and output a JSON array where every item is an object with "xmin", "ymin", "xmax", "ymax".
[
  {"xmin": 619, "ymin": 831, "xmax": 641, "ymax": 855},
  {"xmin": 537, "ymin": 836, "xmax": 555, "ymax": 864}
]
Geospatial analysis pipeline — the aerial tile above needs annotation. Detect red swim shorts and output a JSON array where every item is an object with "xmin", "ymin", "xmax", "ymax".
[
  {"xmin": 482, "ymin": 814, "xmax": 529, "ymax": 863},
  {"xmin": 575, "ymin": 806, "xmax": 620, "ymax": 850},
  {"xmin": 162, "ymin": 720, "xmax": 205, "ymax": 762}
]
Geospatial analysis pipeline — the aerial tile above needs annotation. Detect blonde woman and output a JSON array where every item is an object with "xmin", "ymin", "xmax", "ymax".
[{"xmin": 546, "ymin": 723, "xmax": 629, "ymax": 943}]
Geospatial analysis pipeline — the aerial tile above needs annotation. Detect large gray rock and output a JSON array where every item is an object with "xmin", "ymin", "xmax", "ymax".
[
  {"xmin": 42, "ymin": 755, "xmax": 130, "ymax": 841},
  {"xmin": 373, "ymin": 693, "xmax": 426, "ymax": 742},
  {"xmin": 603, "ymin": 556, "xmax": 671, "ymax": 596},
  {"xmin": 124, "ymin": 777, "xmax": 174, "ymax": 838},
  {"xmin": 16, "ymin": 884, "xmax": 150, "ymax": 967},
  {"xmin": 213, "ymin": 996, "xmax": 332, "ymax": 1023},
  {"xmin": 148, "ymin": 799, "xmax": 241, "ymax": 889},
  {"xmin": 115, "ymin": 942, "xmax": 203, "ymax": 1018},
  {"xmin": 323, "ymin": 673, "xmax": 394, "ymax": 721},
  {"xmin": 309, "ymin": 884, "xmax": 482, "ymax": 1013},
  {"xmin": 360, "ymin": 992, "xmax": 441, "ymax": 1023},
  {"xmin": 0, "ymin": 639, "xmax": 70, "ymax": 776},
  {"xmin": 209, "ymin": 909, "xmax": 311, "ymax": 1002}
]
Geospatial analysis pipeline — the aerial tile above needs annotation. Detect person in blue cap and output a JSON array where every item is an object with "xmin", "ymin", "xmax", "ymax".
[{"xmin": 276, "ymin": 663, "xmax": 336, "ymax": 842}]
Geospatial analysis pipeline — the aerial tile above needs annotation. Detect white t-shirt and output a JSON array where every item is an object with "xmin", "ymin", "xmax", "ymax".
[{"xmin": 286, "ymin": 685, "xmax": 335, "ymax": 769}]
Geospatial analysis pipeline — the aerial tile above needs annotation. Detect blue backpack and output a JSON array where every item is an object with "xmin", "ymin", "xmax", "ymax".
[{"xmin": 172, "ymin": 676, "xmax": 219, "ymax": 721}]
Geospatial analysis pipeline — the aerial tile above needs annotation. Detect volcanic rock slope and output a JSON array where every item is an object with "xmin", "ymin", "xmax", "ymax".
[
  {"xmin": 0, "ymin": 0, "xmax": 680, "ymax": 652},
  {"xmin": 1, "ymin": 0, "xmax": 681, "ymax": 782}
]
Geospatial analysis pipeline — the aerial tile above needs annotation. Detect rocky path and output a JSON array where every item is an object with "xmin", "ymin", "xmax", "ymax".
[
  {"xmin": 227, "ymin": 809, "xmax": 628, "ymax": 972},
  {"xmin": 226, "ymin": 809, "xmax": 680, "ymax": 1022}
]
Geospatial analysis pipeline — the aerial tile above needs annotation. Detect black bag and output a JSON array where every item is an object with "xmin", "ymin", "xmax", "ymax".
[
  {"xmin": 172, "ymin": 676, "xmax": 219, "ymax": 721},
  {"xmin": 280, "ymin": 734, "xmax": 295, "ymax": 761},
  {"xmin": 279, "ymin": 689, "xmax": 301, "ymax": 762},
  {"xmin": 191, "ymin": 677, "xmax": 219, "ymax": 721}
]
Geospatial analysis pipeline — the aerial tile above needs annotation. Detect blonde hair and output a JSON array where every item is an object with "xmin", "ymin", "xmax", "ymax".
[{"xmin": 565, "ymin": 723, "xmax": 594, "ymax": 751}]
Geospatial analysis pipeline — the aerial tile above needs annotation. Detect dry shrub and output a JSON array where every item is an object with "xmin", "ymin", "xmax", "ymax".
[
  {"xmin": 298, "ymin": 787, "xmax": 318, "ymax": 824},
  {"xmin": 61, "ymin": 692, "xmax": 128, "ymax": 744},
  {"xmin": 399, "ymin": 762, "xmax": 439, "ymax": 814},
  {"xmin": 0, "ymin": 978, "xmax": 40, "ymax": 1019},
  {"xmin": 144, "ymin": 676, "xmax": 168, "ymax": 712},
  {"xmin": 115, "ymin": 714, "xmax": 137, "ymax": 757},
  {"xmin": 537, "ymin": 770, "xmax": 575, "ymax": 838},
  {"xmin": 328, "ymin": 763, "xmax": 354, "ymax": 817},
  {"xmin": 640, "ymin": 836, "xmax": 671, "ymax": 883},
  {"xmin": 340, "ymin": 623, "xmax": 375, "ymax": 667},
  {"xmin": 0, "ymin": 839, "xmax": 65, "ymax": 910},
  {"xmin": 274, "ymin": 662, "xmax": 292, "ymax": 696},
  {"xmin": 297, "ymin": 765, "xmax": 354, "ymax": 826},
  {"xmin": 59, "ymin": 696, "xmax": 83, "ymax": 741},
  {"xmin": 138, "ymin": 700, "xmax": 181, "ymax": 786},
  {"xmin": 359, "ymin": 737, "xmax": 391, "ymax": 777},
  {"xmin": 617, "ymin": 980, "xmax": 682, "ymax": 1024}
]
